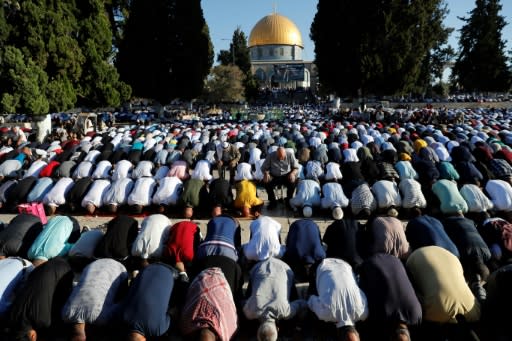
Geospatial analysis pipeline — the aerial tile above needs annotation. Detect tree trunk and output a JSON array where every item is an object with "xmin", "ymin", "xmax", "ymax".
[{"xmin": 34, "ymin": 114, "xmax": 52, "ymax": 143}]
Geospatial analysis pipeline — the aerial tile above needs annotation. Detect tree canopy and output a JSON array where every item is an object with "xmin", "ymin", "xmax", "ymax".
[
  {"xmin": 451, "ymin": 0, "xmax": 511, "ymax": 92},
  {"xmin": 0, "ymin": 0, "xmax": 130, "ymax": 115},
  {"xmin": 311, "ymin": 0, "xmax": 453, "ymax": 98},
  {"xmin": 116, "ymin": 0, "xmax": 213, "ymax": 104},
  {"xmin": 203, "ymin": 64, "xmax": 245, "ymax": 104}
]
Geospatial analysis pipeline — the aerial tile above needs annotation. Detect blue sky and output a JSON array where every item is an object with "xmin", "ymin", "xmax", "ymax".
[{"xmin": 202, "ymin": 0, "xmax": 512, "ymax": 63}]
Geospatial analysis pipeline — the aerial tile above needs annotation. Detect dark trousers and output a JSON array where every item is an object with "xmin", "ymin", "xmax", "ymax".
[{"xmin": 264, "ymin": 174, "xmax": 296, "ymax": 203}]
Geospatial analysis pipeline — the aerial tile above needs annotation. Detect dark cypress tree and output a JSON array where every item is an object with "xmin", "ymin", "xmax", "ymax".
[
  {"xmin": 117, "ymin": 0, "xmax": 213, "ymax": 103},
  {"xmin": 311, "ymin": 0, "xmax": 451, "ymax": 97},
  {"xmin": 451, "ymin": 0, "xmax": 511, "ymax": 92}
]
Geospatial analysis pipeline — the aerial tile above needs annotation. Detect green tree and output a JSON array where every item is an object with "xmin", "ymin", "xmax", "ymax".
[
  {"xmin": 218, "ymin": 27, "xmax": 256, "ymax": 101},
  {"xmin": 75, "ymin": 0, "xmax": 131, "ymax": 108},
  {"xmin": 117, "ymin": 0, "xmax": 213, "ymax": 104},
  {"xmin": 311, "ymin": 0, "xmax": 452, "ymax": 97},
  {"xmin": 451, "ymin": 0, "xmax": 511, "ymax": 92},
  {"xmin": 0, "ymin": 0, "xmax": 129, "ymax": 116},
  {"xmin": 203, "ymin": 64, "xmax": 245, "ymax": 104}
]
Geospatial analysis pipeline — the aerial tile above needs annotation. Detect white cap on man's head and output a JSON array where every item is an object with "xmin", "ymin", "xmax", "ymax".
[
  {"xmin": 332, "ymin": 206, "xmax": 344, "ymax": 220},
  {"xmin": 303, "ymin": 206, "xmax": 313, "ymax": 218}
]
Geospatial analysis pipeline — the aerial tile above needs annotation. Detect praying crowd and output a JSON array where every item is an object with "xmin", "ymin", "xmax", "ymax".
[{"xmin": 1, "ymin": 105, "xmax": 512, "ymax": 340}]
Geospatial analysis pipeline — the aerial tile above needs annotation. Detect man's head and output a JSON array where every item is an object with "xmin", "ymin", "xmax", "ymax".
[
  {"xmin": 276, "ymin": 146, "xmax": 286, "ymax": 161},
  {"xmin": 257, "ymin": 321, "xmax": 278, "ymax": 341},
  {"xmin": 303, "ymin": 206, "xmax": 313, "ymax": 218},
  {"xmin": 198, "ymin": 328, "xmax": 217, "ymax": 341},
  {"xmin": 332, "ymin": 206, "xmax": 344, "ymax": 220},
  {"xmin": 338, "ymin": 326, "xmax": 359, "ymax": 341}
]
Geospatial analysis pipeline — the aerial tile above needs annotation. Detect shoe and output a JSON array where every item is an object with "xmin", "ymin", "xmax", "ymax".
[{"xmin": 267, "ymin": 202, "xmax": 277, "ymax": 210}]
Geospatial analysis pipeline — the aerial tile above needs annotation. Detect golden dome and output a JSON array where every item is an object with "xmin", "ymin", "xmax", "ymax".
[{"xmin": 248, "ymin": 13, "xmax": 303, "ymax": 48}]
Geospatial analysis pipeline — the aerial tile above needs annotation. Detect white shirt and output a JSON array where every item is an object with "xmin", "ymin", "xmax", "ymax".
[
  {"xmin": 111, "ymin": 160, "xmax": 133, "ymax": 181},
  {"xmin": 191, "ymin": 160, "xmax": 212, "ymax": 181},
  {"xmin": 73, "ymin": 161, "xmax": 94, "ymax": 179},
  {"xmin": 321, "ymin": 182, "xmax": 349, "ymax": 210},
  {"xmin": 308, "ymin": 258, "xmax": 368, "ymax": 328},
  {"xmin": 153, "ymin": 165, "xmax": 169, "ymax": 181},
  {"xmin": 43, "ymin": 177, "xmax": 74, "ymax": 206},
  {"xmin": 152, "ymin": 176, "xmax": 183, "ymax": 205},
  {"xmin": 127, "ymin": 177, "xmax": 156, "ymax": 206},
  {"xmin": 485, "ymin": 179, "xmax": 512, "ymax": 211},
  {"xmin": 253, "ymin": 159, "xmax": 266, "ymax": 181},
  {"xmin": 131, "ymin": 214, "xmax": 171, "ymax": 259},
  {"xmin": 325, "ymin": 162, "xmax": 343, "ymax": 181},
  {"xmin": 243, "ymin": 216, "xmax": 285, "ymax": 261},
  {"xmin": 81, "ymin": 179, "xmax": 111, "ymax": 208},
  {"xmin": 83, "ymin": 150, "xmax": 101, "ymax": 163},
  {"xmin": 372, "ymin": 180, "xmax": 402, "ymax": 208},
  {"xmin": 132, "ymin": 160, "xmax": 153, "ymax": 179},
  {"xmin": 460, "ymin": 184, "xmax": 493, "ymax": 212},
  {"xmin": 102, "ymin": 178, "xmax": 134, "ymax": 206},
  {"xmin": 91, "ymin": 160, "xmax": 112, "ymax": 179},
  {"xmin": 24, "ymin": 159, "xmax": 47, "ymax": 178},
  {"xmin": 234, "ymin": 162, "xmax": 253, "ymax": 181},
  {"xmin": 399, "ymin": 179, "xmax": 427, "ymax": 209},
  {"xmin": 289, "ymin": 179, "xmax": 321, "ymax": 210},
  {"xmin": 248, "ymin": 147, "xmax": 262, "ymax": 166},
  {"xmin": 351, "ymin": 183, "xmax": 377, "ymax": 215}
]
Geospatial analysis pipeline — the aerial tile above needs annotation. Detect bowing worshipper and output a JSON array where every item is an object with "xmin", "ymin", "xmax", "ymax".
[
  {"xmin": 394, "ymin": 153, "xmax": 419, "ymax": 181},
  {"xmin": 181, "ymin": 267, "xmax": 238, "ymax": 341},
  {"xmin": 121, "ymin": 263, "xmax": 177, "ymax": 341},
  {"xmin": 358, "ymin": 253, "xmax": 422, "ymax": 341},
  {"xmin": 442, "ymin": 214, "xmax": 491, "ymax": 301},
  {"xmin": 431, "ymin": 179, "xmax": 469, "ymax": 216},
  {"xmin": 61, "ymin": 259, "xmax": 128, "ymax": 341},
  {"xmin": 8, "ymin": 257, "xmax": 74, "ymax": 341},
  {"xmin": 307, "ymin": 258, "xmax": 368, "ymax": 341},
  {"xmin": 0, "ymin": 214, "xmax": 43, "ymax": 259},
  {"xmin": 0, "ymin": 147, "xmax": 31, "ymax": 180},
  {"xmin": 289, "ymin": 177, "xmax": 321, "ymax": 218},
  {"xmin": 91, "ymin": 159, "xmax": 112, "ymax": 179},
  {"xmin": 94, "ymin": 215, "xmax": 139, "ymax": 263},
  {"xmin": 111, "ymin": 159, "xmax": 133, "ymax": 181},
  {"xmin": 377, "ymin": 149, "xmax": 400, "ymax": 182},
  {"xmin": 364, "ymin": 216, "xmax": 410, "ymax": 259},
  {"xmin": 243, "ymin": 258, "xmax": 308, "ymax": 341},
  {"xmin": 38, "ymin": 160, "xmax": 60, "ymax": 179},
  {"xmin": 167, "ymin": 160, "xmax": 190, "ymax": 181},
  {"xmin": 341, "ymin": 148, "xmax": 365, "ymax": 198},
  {"xmin": 179, "ymin": 160, "xmax": 211, "ymax": 218},
  {"xmin": 371, "ymin": 179, "xmax": 402, "ymax": 217},
  {"xmin": 27, "ymin": 216, "xmax": 80, "ymax": 266},
  {"xmin": 451, "ymin": 145, "xmax": 483, "ymax": 186},
  {"xmin": 398, "ymin": 178, "xmax": 427, "ymax": 217},
  {"xmin": 80, "ymin": 178, "xmax": 111, "ymax": 215},
  {"xmin": 405, "ymin": 214, "xmax": 460, "ymax": 257},
  {"xmin": 102, "ymin": 177, "xmax": 134, "ymax": 213},
  {"xmin": 350, "ymin": 182, "xmax": 377, "ymax": 218},
  {"xmin": 26, "ymin": 177, "xmax": 55, "ymax": 204},
  {"xmin": 324, "ymin": 161, "xmax": 343, "ymax": 183},
  {"xmin": 0, "ymin": 179, "xmax": 17, "ymax": 210},
  {"xmin": 485, "ymin": 179, "xmax": 512, "ymax": 218},
  {"xmin": 131, "ymin": 214, "xmax": 171, "ymax": 268},
  {"xmin": 406, "ymin": 246, "xmax": 481, "ymax": 340},
  {"xmin": 0, "ymin": 257, "xmax": 33, "ymax": 317},
  {"xmin": 163, "ymin": 220, "xmax": 201, "ymax": 281},
  {"xmin": 196, "ymin": 215, "xmax": 241, "ymax": 262},
  {"xmin": 243, "ymin": 216, "xmax": 285, "ymax": 264},
  {"xmin": 260, "ymin": 146, "xmax": 300, "ymax": 210},
  {"xmin": 23, "ymin": 157, "xmax": 47, "ymax": 179},
  {"xmin": 67, "ymin": 229, "xmax": 105, "ymax": 270},
  {"xmin": 3, "ymin": 176, "xmax": 37, "ymax": 212},
  {"xmin": 233, "ymin": 162, "xmax": 264, "ymax": 218},
  {"xmin": 152, "ymin": 176, "xmax": 183, "ymax": 213},
  {"xmin": 357, "ymin": 146, "xmax": 380, "ymax": 185},
  {"xmin": 320, "ymin": 180, "xmax": 349, "ymax": 220},
  {"xmin": 42, "ymin": 177, "xmax": 74, "ymax": 215},
  {"xmin": 478, "ymin": 217, "xmax": 512, "ymax": 271},
  {"xmin": 131, "ymin": 160, "xmax": 154, "ymax": 179},
  {"xmin": 72, "ymin": 160, "xmax": 94, "ymax": 179},
  {"xmin": 208, "ymin": 177, "xmax": 234, "ymax": 217},
  {"xmin": 322, "ymin": 218, "xmax": 363, "ymax": 269},
  {"xmin": 481, "ymin": 264, "xmax": 512, "ymax": 341},
  {"xmin": 64, "ymin": 176, "xmax": 94, "ymax": 213},
  {"xmin": 127, "ymin": 137, "xmax": 143, "ymax": 165},
  {"xmin": 282, "ymin": 219, "xmax": 326, "ymax": 282},
  {"xmin": 459, "ymin": 183, "xmax": 494, "ymax": 224},
  {"xmin": 127, "ymin": 176, "xmax": 157, "ymax": 214}
]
